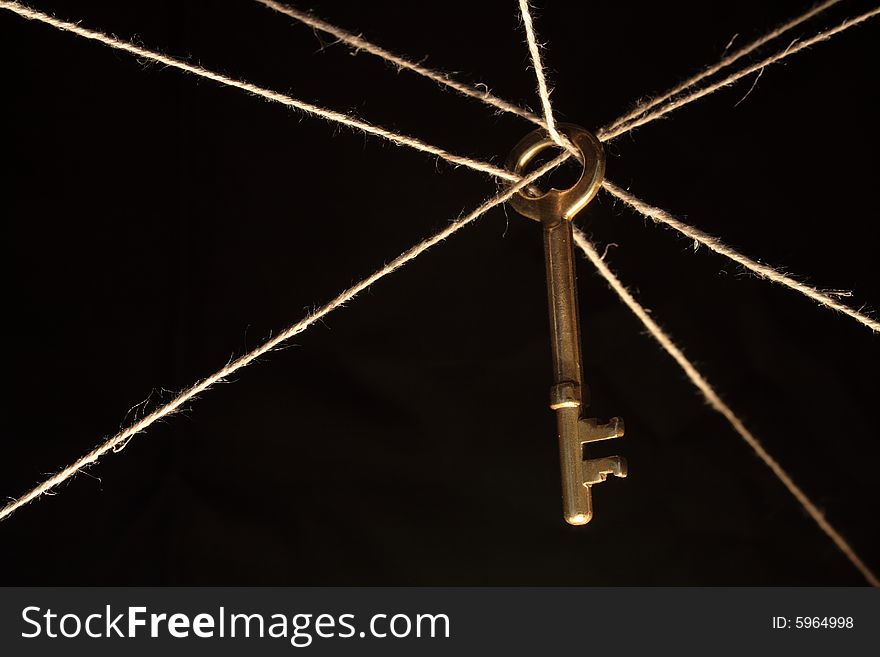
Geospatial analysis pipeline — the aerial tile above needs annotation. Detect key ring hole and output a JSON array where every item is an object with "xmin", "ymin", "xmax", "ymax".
[{"xmin": 519, "ymin": 145, "xmax": 585, "ymax": 197}]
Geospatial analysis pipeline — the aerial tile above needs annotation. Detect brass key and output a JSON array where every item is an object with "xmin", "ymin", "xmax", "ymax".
[{"xmin": 507, "ymin": 123, "xmax": 626, "ymax": 525}]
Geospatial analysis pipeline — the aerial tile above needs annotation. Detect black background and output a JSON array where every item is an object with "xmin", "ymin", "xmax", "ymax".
[{"xmin": 2, "ymin": 0, "xmax": 878, "ymax": 585}]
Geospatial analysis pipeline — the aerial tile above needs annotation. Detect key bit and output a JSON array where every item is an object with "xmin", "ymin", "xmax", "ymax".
[
  {"xmin": 582, "ymin": 455, "xmax": 627, "ymax": 486},
  {"xmin": 506, "ymin": 123, "xmax": 626, "ymax": 526}
]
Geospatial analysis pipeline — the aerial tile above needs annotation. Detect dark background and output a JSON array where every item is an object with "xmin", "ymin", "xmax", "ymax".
[{"xmin": 2, "ymin": 0, "xmax": 878, "ymax": 585}]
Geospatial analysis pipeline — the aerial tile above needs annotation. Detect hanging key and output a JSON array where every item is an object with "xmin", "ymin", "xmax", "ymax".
[{"xmin": 506, "ymin": 123, "xmax": 626, "ymax": 525}]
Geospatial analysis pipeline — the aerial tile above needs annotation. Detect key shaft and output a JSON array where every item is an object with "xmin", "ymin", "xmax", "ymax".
[
  {"xmin": 545, "ymin": 216, "xmax": 585, "ymax": 409},
  {"xmin": 544, "ymin": 216, "xmax": 592, "ymax": 523}
]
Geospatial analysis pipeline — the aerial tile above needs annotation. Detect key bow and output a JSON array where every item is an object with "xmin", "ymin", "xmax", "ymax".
[{"xmin": 506, "ymin": 122, "xmax": 606, "ymax": 223}]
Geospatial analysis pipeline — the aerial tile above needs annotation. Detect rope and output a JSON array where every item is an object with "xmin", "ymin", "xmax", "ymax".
[
  {"xmin": 599, "ymin": 0, "xmax": 842, "ymax": 139},
  {"xmin": 513, "ymin": 3, "xmax": 878, "ymax": 584},
  {"xmin": 256, "ymin": 0, "xmax": 872, "ymax": 154},
  {"xmin": 516, "ymin": 0, "xmax": 564, "ymax": 147},
  {"xmin": 252, "ymin": 0, "xmax": 546, "ymax": 128},
  {"xmin": 0, "ymin": 0, "xmax": 518, "ymax": 182},
  {"xmin": 572, "ymin": 228, "xmax": 879, "ymax": 588},
  {"xmin": 0, "ymin": 153, "xmax": 568, "ymax": 523},
  {"xmin": 602, "ymin": 180, "xmax": 880, "ymax": 333},
  {"xmin": 3, "ymin": 0, "xmax": 877, "ymax": 585},
  {"xmin": 599, "ymin": 4, "xmax": 880, "ymax": 141}
]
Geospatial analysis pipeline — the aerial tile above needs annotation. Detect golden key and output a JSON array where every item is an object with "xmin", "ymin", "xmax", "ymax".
[{"xmin": 507, "ymin": 123, "xmax": 626, "ymax": 525}]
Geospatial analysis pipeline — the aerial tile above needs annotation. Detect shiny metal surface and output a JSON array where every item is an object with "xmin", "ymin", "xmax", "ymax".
[
  {"xmin": 506, "ymin": 124, "xmax": 626, "ymax": 525},
  {"xmin": 507, "ymin": 123, "xmax": 605, "ymax": 222}
]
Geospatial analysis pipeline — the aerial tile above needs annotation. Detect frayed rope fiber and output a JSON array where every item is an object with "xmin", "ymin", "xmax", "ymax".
[
  {"xmin": 513, "ymin": 0, "xmax": 877, "ymax": 586},
  {"xmin": 252, "ymin": 0, "xmax": 546, "ymax": 128},
  {"xmin": 573, "ymin": 228, "xmax": 879, "ymax": 588},
  {"xmin": 598, "ymin": 4, "xmax": 880, "ymax": 141},
  {"xmin": 2, "ymin": 0, "xmax": 877, "ymax": 586},
  {"xmin": 601, "ymin": 180, "xmax": 880, "ymax": 333},
  {"xmin": 517, "ymin": 0, "xmax": 563, "ymax": 147},
  {"xmin": 599, "ymin": 0, "xmax": 842, "ymax": 138},
  {"xmin": 0, "ymin": 154, "xmax": 568, "ymax": 523},
  {"xmin": 0, "ymin": 0, "xmax": 517, "ymax": 182}
]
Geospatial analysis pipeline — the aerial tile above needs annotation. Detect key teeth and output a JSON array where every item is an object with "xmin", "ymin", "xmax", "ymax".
[
  {"xmin": 582, "ymin": 456, "xmax": 627, "ymax": 486},
  {"xmin": 579, "ymin": 416, "xmax": 625, "ymax": 444},
  {"xmin": 606, "ymin": 417, "xmax": 625, "ymax": 439}
]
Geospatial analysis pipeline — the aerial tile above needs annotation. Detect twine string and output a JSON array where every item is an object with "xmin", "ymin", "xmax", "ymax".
[
  {"xmin": 0, "ymin": 154, "xmax": 568, "ymax": 523},
  {"xmin": 12, "ymin": 0, "xmax": 868, "ymax": 336},
  {"xmin": 254, "ymin": 0, "xmax": 875, "ymax": 151},
  {"xmin": 599, "ymin": 0, "xmax": 842, "ymax": 138},
  {"xmin": 599, "ymin": 4, "xmax": 880, "ymax": 141},
  {"xmin": 1, "ymin": 0, "xmax": 877, "ymax": 585},
  {"xmin": 516, "ymin": 0, "xmax": 564, "ymax": 147},
  {"xmin": 8, "ymin": 0, "xmax": 869, "ymax": 176},
  {"xmin": 252, "ymin": 0, "xmax": 546, "ymax": 128},
  {"xmin": 601, "ymin": 180, "xmax": 880, "ymax": 333},
  {"xmin": 511, "ymin": 2, "xmax": 877, "ymax": 585},
  {"xmin": 0, "ymin": 0, "xmax": 518, "ymax": 182},
  {"xmin": 572, "ymin": 228, "xmax": 879, "ymax": 588}
]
